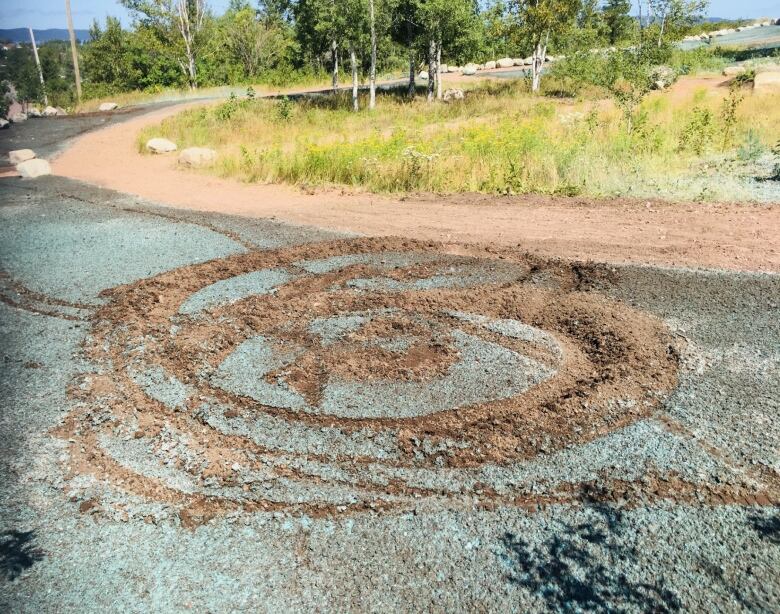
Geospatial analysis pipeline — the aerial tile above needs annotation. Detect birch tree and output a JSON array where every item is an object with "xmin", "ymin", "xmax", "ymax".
[
  {"xmin": 294, "ymin": 0, "xmax": 346, "ymax": 91},
  {"xmin": 646, "ymin": 0, "xmax": 708, "ymax": 48},
  {"xmin": 121, "ymin": 0, "xmax": 208, "ymax": 89},
  {"xmin": 418, "ymin": 0, "xmax": 480, "ymax": 101},
  {"xmin": 508, "ymin": 0, "xmax": 580, "ymax": 92}
]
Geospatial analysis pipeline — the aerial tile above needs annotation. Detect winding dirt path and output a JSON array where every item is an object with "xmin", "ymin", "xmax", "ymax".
[{"xmin": 52, "ymin": 98, "xmax": 780, "ymax": 273}]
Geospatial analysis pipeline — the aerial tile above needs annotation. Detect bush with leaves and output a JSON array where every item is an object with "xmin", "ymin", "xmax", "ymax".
[{"xmin": 678, "ymin": 106, "xmax": 714, "ymax": 154}]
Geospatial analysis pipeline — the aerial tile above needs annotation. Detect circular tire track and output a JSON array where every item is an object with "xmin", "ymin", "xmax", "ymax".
[{"xmin": 62, "ymin": 238, "xmax": 687, "ymax": 525}]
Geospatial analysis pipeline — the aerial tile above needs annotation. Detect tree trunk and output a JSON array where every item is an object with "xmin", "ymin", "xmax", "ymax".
[
  {"xmin": 187, "ymin": 54, "xmax": 197, "ymax": 89},
  {"xmin": 350, "ymin": 45, "xmax": 359, "ymax": 112},
  {"xmin": 531, "ymin": 32, "xmax": 549, "ymax": 93},
  {"xmin": 658, "ymin": 11, "xmax": 667, "ymax": 48},
  {"xmin": 407, "ymin": 21, "xmax": 416, "ymax": 99},
  {"xmin": 331, "ymin": 40, "xmax": 339, "ymax": 91},
  {"xmin": 369, "ymin": 0, "xmax": 377, "ymax": 110},
  {"xmin": 427, "ymin": 39, "xmax": 436, "ymax": 102},
  {"xmin": 28, "ymin": 28, "xmax": 48, "ymax": 105},
  {"xmin": 64, "ymin": 0, "xmax": 82, "ymax": 101},
  {"xmin": 436, "ymin": 40, "xmax": 442, "ymax": 101}
]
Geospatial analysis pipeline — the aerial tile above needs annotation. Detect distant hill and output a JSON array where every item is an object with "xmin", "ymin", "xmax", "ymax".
[{"xmin": 0, "ymin": 28, "xmax": 90, "ymax": 44}]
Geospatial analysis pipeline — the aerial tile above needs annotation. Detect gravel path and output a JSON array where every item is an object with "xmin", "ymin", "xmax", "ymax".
[{"xmin": 0, "ymin": 116, "xmax": 778, "ymax": 613}]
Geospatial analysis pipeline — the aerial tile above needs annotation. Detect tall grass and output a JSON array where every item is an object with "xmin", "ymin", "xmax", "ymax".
[{"xmin": 138, "ymin": 79, "xmax": 780, "ymax": 201}]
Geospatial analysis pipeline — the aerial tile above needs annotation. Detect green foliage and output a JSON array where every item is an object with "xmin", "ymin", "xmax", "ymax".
[
  {"xmin": 719, "ymin": 83, "xmax": 743, "ymax": 151},
  {"xmin": 276, "ymin": 96, "xmax": 294, "ymax": 122},
  {"xmin": 602, "ymin": 0, "xmax": 632, "ymax": 45},
  {"xmin": 0, "ymin": 45, "xmax": 43, "ymax": 103},
  {"xmin": 737, "ymin": 129, "xmax": 765, "ymax": 162},
  {"xmin": 641, "ymin": 1, "xmax": 709, "ymax": 48},
  {"xmin": 215, "ymin": 93, "xmax": 241, "ymax": 121},
  {"xmin": 0, "ymin": 81, "xmax": 10, "ymax": 118},
  {"xmin": 678, "ymin": 106, "xmax": 714, "ymax": 154},
  {"xmin": 733, "ymin": 69, "xmax": 756, "ymax": 87}
]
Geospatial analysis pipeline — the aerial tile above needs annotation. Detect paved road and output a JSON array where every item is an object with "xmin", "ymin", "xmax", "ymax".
[{"xmin": 0, "ymin": 116, "xmax": 778, "ymax": 612}]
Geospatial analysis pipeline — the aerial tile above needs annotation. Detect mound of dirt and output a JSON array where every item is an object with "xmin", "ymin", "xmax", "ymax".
[{"xmin": 60, "ymin": 237, "xmax": 701, "ymax": 526}]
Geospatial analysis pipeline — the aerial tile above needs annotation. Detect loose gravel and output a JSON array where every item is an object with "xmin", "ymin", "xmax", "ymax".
[{"xmin": 0, "ymin": 156, "xmax": 777, "ymax": 611}]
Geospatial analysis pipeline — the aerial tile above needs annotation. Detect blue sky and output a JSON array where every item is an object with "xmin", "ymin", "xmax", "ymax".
[{"xmin": 1, "ymin": 0, "xmax": 778, "ymax": 30}]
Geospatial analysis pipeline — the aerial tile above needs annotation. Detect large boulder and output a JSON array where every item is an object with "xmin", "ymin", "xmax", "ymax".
[
  {"xmin": 442, "ymin": 89, "xmax": 465, "ymax": 103},
  {"xmin": 650, "ymin": 65, "xmax": 676, "ymax": 90},
  {"xmin": 497, "ymin": 57, "xmax": 514, "ymax": 69},
  {"xmin": 179, "ymin": 147, "xmax": 217, "ymax": 168},
  {"xmin": 27, "ymin": 107, "xmax": 42, "ymax": 118},
  {"xmin": 754, "ymin": 71, "xmax": 780, "ymax": 93},
  {"xmin": 0, "ymin": 119, "xmax": 9, "ymax": 130},
  {"xmin": 418, "ymin": 70, "xmax": 429, "ymax": 80},
  {"xmin": 462, "ymin": 63, "xmax": 479, "ymax": 75},
  {"xmin": 9, "ymin": 149, "xmax": 36, "ymax": 164},
  {"xmin": 43, "ymin": 106, "xmax": 60, "ymax": 116},
  {"xmin": 484, "ymin": 60, "xmax": 497, "ymax": 70},
  {"xmin": 513, "ymin": 59, "xmax": 524, "ymax": 66},
  {"xmin": 17, "ymin": 159, "xmax": 51, "ymax": 178},
  {"xmin": 10, "ymin": 112, "xmax": 27, "ymax": 122},
  {"xmin": 99, "ymin": 102, "xmax": 119, "ymax": 111},
  {"xmin": 439, "ymin": 64, "xmax": 449, "ymax": 74},
  {"xmin": 723, "ymin": 65, "xmax": 746, "ymax": 76},
  {"xmin": 146, "ymin": 138, "xmax": 178, "ymax": 154}
]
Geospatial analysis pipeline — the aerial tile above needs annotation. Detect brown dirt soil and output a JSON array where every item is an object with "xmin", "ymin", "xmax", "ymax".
[
  {"xmin": 57, "ymin": 238, "xmax": 780, "ymax": 525},
  {"xmin": 51, "ymin": 89, "xmax": 780, "ymax": 273}
]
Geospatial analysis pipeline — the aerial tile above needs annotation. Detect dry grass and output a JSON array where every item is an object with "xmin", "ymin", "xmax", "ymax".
[{"xmin": 138, "ymin": 78, "xmax": 780, "ymax": 201}]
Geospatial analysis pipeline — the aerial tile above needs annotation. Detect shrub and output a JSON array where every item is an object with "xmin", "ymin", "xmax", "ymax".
[
  {"xmin": 678, "ymin": 107, "xmax": 714, "ymax": 154},
  {"xmin": 737, "ymin": 129, "xmax": 765, "ymax": 161}
]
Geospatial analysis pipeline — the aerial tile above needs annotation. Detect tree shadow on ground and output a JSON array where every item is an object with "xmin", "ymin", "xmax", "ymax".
[
  {"xmin": 748, "ymin": 513, "xmax": 780, "ymax": 545},
  {"xmin": 500, "ymin": 505, "xmax": 681, "ymax": 613},
  {"xmin": 722, "ymin": 47, "xmax": 780, "ymax": 63},
  {"xmin": 0, "ymin": 530, "xmax": 45, "ymax": 580}
]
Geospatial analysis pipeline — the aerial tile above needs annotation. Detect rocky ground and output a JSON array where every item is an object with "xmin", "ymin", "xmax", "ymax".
[{"xmin": 0, "ymin": 116, "xmax": 778, "ymax": 612}]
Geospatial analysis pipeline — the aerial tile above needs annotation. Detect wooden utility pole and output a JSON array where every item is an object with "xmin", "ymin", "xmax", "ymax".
[
  {"xmin": 65, "ymin": 0, "xmax": 82, "ymax": 102},
  {"xmin": 28, "ymin": 27, "xmax": 48, "ymax": 106}
]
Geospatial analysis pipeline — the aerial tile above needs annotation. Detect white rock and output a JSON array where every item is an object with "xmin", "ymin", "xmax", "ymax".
[
  {"xmin": 754, "ymin": 71, "xmax": 780, "ymax": 93},
  {"xmin": 756, "ymin": 63, "xmax": 780, "ymax": 73},
  {"xmin": 523, "ymin": 57, "xmax": 534, "ymax": 66},
  {"xmin": 439, "ymin": 64, "xmax": 449, "ymax": 73},
  {"xmin": 17, "ymin": 158, "xmax": 51, "ymax": 178},
  {"xmin": 513, "ymin": 59, "xmax": 524, "ymax": 66},
  {"xmin": 484, "ymin": 61, "xmax": 497, "ymax": 70},
  {"xmin": 146, "ymin": 138, "xmax": 178, "ymax": 154},
  {"xmin": 178, "ymin": 147, "xmax": 217, "ymax": 168},
  {"xmin": 0, "ymin": 119, "xmax": 9, "ymax": 129},
  {"xmin": 9, "ymin": 149, "xmax": 36, "ymax": 164},
  {"xmin": 99, "ymin": 102, "xmax": 119, "ymax": 111},
  {"xmin": 41, "ymin": 106, "xmax": 67, "ymax": 116},
  {"xmin": 497, "ymin": 58, "xmax": 514, "ymax": 69},
  {"xmin": 27, "ymin": 107, "xmax": 42, "ymax": 118},
  {"xmin": 442, "ymin": 88, "xmax": 465, "ymax": 103},
  {"xmin": 10, "ymin": 112, "xmax": 27, "ymax": 122},
  {"xmin": 418, "ymin": 70, "xmax": 429, "ymax": 80},
  {"xmin": 723, "ymin": 65, "xmax": 746, "ymax": 76},
  {"xmin": 462, "ymin": 63, "xmax": 479, "ymax": 76}
]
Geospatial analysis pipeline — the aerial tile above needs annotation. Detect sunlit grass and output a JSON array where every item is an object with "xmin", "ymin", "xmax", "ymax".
[{"xmin": 138, "ymin": 78, "xmax": 780, "ymax": 201}]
